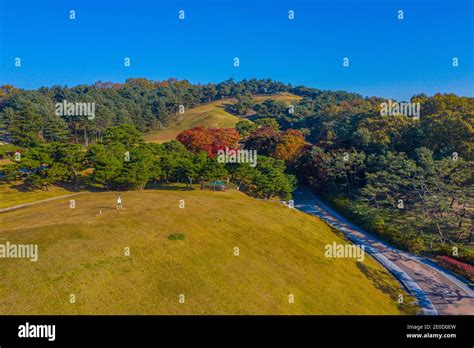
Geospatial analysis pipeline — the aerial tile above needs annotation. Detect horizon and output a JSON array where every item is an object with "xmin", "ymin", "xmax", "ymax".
[
  {"xmin": 1, "ymin": 0, "xmax": 473, "ymax": 100},
  {"xmin": 5, "ymin": 76, "xmax": 473, "ymax": 102}
]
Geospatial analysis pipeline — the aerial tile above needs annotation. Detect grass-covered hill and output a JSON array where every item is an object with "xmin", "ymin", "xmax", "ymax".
[
  {"xmin": 0, "ymin": 187, "xmax": 417, "ymax": 315},
  {"xmin": 143, "ymin": 93, "xmax": 301, "ymax": 143},
  {"xmin": 142, "ymin": 99, "xmax": 239, "ymax": 143}
]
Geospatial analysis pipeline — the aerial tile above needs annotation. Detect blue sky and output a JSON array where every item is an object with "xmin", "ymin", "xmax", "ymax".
[{"xmin": 0, "ymin": 0, "xmax": 472, "ymax": 100}]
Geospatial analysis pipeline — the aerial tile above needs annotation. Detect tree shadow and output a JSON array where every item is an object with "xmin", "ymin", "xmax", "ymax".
[
  {"xmin": 356, "ymin": 262, "xmax": 418, "ymax": 313},
  {"xmin": 217, "ymin": 101, "xmax": 235, "ymax": 111},
  {"xmin": 6, "ymin": 182, "xmax": 36, "ymax": 192},
  {"xmin": 222, "ymin": 104, "xmax": 237, "ymax": 115},
  {"xmin": 145, "ymin": 182, "xmax": 194, "ymax": 191},
  {"xmin": 419, "ymin": 277, "xmax": 473, "ymax": 306},
  {"xmin": 3, "ymin": 181, "xmax": 103, "ymax": 193}
]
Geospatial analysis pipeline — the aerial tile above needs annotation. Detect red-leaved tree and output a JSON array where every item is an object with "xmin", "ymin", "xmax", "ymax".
[{"xmin": 177, "ymin": 127, "xmax": 240, "ymax": 157}]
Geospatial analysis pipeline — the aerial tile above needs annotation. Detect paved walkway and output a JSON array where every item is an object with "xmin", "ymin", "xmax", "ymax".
[{"xmin": 293, "ymin": 188, "xmax": 474, "ymax": 315}]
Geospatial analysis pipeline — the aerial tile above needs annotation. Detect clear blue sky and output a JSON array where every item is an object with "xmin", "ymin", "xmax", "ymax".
[{"xmin": 0, "ymin": 0, "xmax": 472, "ymax": 100}]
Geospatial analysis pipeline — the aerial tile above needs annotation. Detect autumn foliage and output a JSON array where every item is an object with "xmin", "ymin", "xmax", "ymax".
[
  {"xmin": 243, "ymin": 126, "xmax": 280, "ymax": 156},
  {"xmin": 244, "ymin": 127, "xmax": 307, "ymax": 162},
  {"xmin": 177, "ymin": 127, "xmax": 240, "ymax": 157},
  {"xmin": 436, "ymin": 255, "xmax": 474, "ymax": 280},
  {"xmin": 274, "ymin": 129, "xmax": 307, "ymax": 162}
]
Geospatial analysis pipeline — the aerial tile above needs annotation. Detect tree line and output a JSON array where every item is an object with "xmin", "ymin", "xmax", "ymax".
[
  {"xmin": 2, "ymin": 124, "xmax": 296, "ymax": 200},
  {"xmin": 0, "ymin": 78, "xmax": 292, "ymax": 147}
]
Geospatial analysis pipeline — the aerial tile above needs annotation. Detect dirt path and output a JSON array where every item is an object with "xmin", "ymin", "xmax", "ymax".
[{"xmin": 293, "ymin": 188, "xmax": 474, "ymax": 315}]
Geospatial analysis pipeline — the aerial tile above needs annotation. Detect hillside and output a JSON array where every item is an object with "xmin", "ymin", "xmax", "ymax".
[
  {"xmin": 143, "ymin": 93, "xmax": 301, "ymax": 143},
  {"xmin": 143, "ymin": 99, "xmax": 239, "ymax": 143},
  {"xmin": 0, "ymin": 187, "xmax": 417, "ymax": 314}
]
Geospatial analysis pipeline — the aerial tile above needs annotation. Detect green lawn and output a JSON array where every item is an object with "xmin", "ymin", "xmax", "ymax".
[{"xmin": 0, "ymin": 187, "xmax": 417, "ymax": 314}]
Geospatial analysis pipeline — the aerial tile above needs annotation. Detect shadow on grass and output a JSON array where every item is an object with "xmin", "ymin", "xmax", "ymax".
[
  {"xmin": 356, "ymin": 262, "xmax": 418, "ymax": 314},
  {"xmin": 5, "ymin": 182, "xmax": 36, "ymax": 192},
  {"xmin": 145, "ymin": 182, "xmax": 194, "ymax": 191},
  {"xmin": 4, "ymin": 181, "xmax": 104, "ymax": 194},
  {"xmin": 221, "ymin": 101, "xmax": 241, "ymax": 116},
  {"xmin": 4, "ymin": 180, "xmax": 225, "ymax": 196}
]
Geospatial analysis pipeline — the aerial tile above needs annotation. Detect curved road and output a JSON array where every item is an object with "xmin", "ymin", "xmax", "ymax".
[{"xmin": 293, "ymin": 188, "xmax": 474, "ymax": 315}]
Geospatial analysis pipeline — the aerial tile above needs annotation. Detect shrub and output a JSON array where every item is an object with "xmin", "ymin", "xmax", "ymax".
[
  {"xmin": 436, "ymin": 255, "xmax": 474, "ymax": 281},
  {"xmin": 168, "ymin": 233, "xmax": 185, "ymax": 241}
]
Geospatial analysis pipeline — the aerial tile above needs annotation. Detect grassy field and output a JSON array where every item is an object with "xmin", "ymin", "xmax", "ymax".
[
  {"xmin": 143, "ymin": 93, "xmax": 302, "ymax": 143},
  {"xmin": 0, "ymin": 182, "xmax": 77, "ymax": 210},
  {"xmin": 0, "ymin": 186, "xmax": 417, "ymax": 314}
]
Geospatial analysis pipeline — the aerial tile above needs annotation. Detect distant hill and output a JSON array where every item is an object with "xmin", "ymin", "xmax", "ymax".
[
  {"xmin": 143, "ymin": 93, "xmax": 301, "ymax": 143},
  {"xmin": 143, "ymin": 98, "xmax": 239, "ymax": 143}
]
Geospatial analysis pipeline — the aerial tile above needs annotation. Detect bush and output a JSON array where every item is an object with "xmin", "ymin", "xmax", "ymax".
[
  {"xmin": 168, "ymin": 233, "xmax": 185, "ymax": 241},
  {"xmin": 436, "ymin": 255, "xmax": 474, "ymax": 281}
]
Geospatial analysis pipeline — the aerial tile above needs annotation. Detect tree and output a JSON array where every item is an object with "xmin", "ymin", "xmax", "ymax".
[
  {"xmin": 177, "ymin": 126, "xmax": 213, "ymax": 155},
  {"xmin": 254, "ymin": 117, "xmax": 280, "ymax": 131},
  {"xmin": 42, "ymin": 112, "xmax": 69, "ymax": 142},
  {"xmin": 49, "ymin": 143, "xmax": 85, "ymax": 191},
  {"xmin": 208, "ymin": 128, "xmax": 240, "ymax": 155},
  {"xmin": 232, "ymin": 93, "xmax": 253, "ymax": 116},
  {"xmin": 86, "ymin": 143, "xmax": 124, "ymax": 190},
  {"xmin": 102, "ymin": 124, "xmax": 143, "ymax": 147},
  {"xmin": 200, "ymin": 157, "xmax": 228, "ymax": 185},
  {"xmin": 274, "ymin": 129, "xmax": 307, "ymax": 163},
  {"xmin": 4, "ymin": 143, "xmax": 84, "ymax": 190},
  {"xmin": 115, "ymin": 145, "xmax": 155, "ymax": 190},
  {"xmin": 177, "ymin": 127, "xmax": 240, "ymax": 157},
  {"xmin": 235, "ymin": 120, "xmax": 257, "ymax": 138},
  {"xmin": 244, "ymin": 126, "xmax": 280, "ymax": 156},
  {"xmin": 231, "ymin": 156, "xmax": 295, "ymax": 200},
  {"xmin": 312, "ymin": 148, "xmax": 366, "ymax": 191},
  {"xmin": 8, "ymin": 104, "xmax": 43, "ymax": 147}
]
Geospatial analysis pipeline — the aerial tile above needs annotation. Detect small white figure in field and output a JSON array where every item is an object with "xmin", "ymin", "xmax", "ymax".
[{"xmin": 117, "ymin": 194, "xmax": 122, "ymax": 209}]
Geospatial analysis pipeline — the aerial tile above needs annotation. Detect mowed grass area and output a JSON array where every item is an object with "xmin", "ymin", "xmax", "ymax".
[
  {"xmin": 0, "ymin": 182, "xmax": 77, "ymax": 210},
  {"xmin": 0, "ymin": 187, "xmax": 417, "ymax": 314},
  {"xmin": 143, "ymin": 93, "xmax": 302, "ymax": 143}
]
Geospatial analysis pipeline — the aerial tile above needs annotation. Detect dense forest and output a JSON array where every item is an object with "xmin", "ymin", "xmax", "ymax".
[
  {"xmin": 236, "ymin": 88, "xmax": 474, "ymax": 274},
  {"xmin": 0, "ymin": 78, "xmax": 290, "ymax": 146},
  {"xmin": 0, "ymin": 78, "xmax": 472, "ymax": 277}
]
